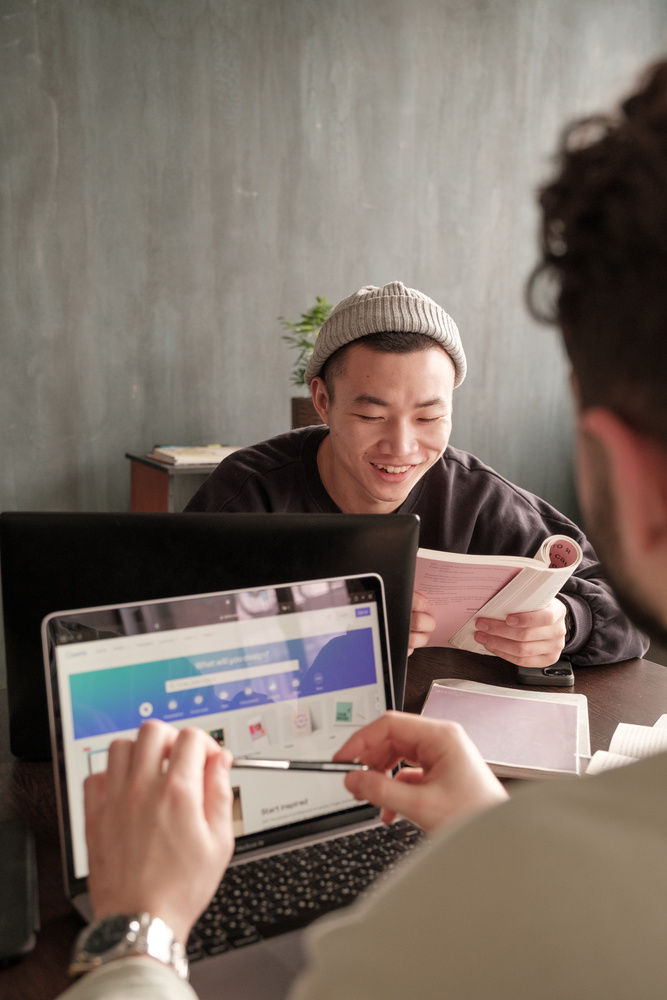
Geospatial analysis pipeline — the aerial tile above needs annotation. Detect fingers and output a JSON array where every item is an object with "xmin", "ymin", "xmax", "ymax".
[
  {"xmin": 345, "ymin": 765, "xmax": 425, "ymax": 824},
  {"xmin": 507, "ymin": 600, "xmax": 566, "ymax": 629},
  {"xmin": 346, "ymin": 765, "xmax": 424, "ymax": 826},
  {"xmin": 378, "ymin": 767, "xmax": 424, "ymax": 825},
  {"xmin": 163, "ymin": 729, "xmax": 234, "ymax": 845},
  {"xmin": 85, "ymin": 722, "xmax": 236, "ymax": 944},
  {"xmin": 411, "ymin": 591, "xmax": 431, "ymax": 614},
  {"xmin": 104, "ymin": 737, "xmax": 135, "ymax": 800},
  {"xmin": 83, "ymin": 771, "xmax": 107, "ymax": 853},
  {"xmin": 334, "ymin": 711, "xmax": 448, "ymax": 772},
  {"xmin": 409, "ymin": 591, "xmax": 436, "ymax": 654},
  {"xmin": 475, "ymin": 600, "xmax": 566, "ymax": 666},
  {"xmin": 167, "ymin": 725, "xmax": 210, "ymax": 789},
  {"xmin": 476, "ymin": 599, "xmax": 566, "ymax": 636},
  {"xmin": 202, "ymin": 748, "xmax": 234, "ymax": 835},
  {"xmin": 84, "ymin": 771, "xmax": 106, "ymax": 817},
  {"xmin": 474, "ymin": 632, "xmax": 566, "ymax": 667},
  {"xmin": 340, "ymin": 713, "xmax": 507, "ymax": 834},
  {"xmin": 409, "ymin": 615, "xmax": 434, "ymax": 652},
  {"xmin": 105, "ymin": 721, "xmax": 178, "ymax": 809}
]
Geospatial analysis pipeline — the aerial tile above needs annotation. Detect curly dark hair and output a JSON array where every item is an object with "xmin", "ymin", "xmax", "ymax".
[{"xmin": 526, "ymin": 59, "xmax": 667, "ymax": 446}]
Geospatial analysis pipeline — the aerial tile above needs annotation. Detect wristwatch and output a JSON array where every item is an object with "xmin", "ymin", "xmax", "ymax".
[{"xmin": 69, "ymin": 912, "xmax": 189, "ymax": 980}]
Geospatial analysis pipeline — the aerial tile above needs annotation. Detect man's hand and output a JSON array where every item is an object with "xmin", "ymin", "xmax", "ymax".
[
  {"xmin": 84, "ymin": 720, "xmax": 235, "ymax": 946},
  {"xmin": 409, "ymin": 591, "xmax": 436, "ymax": 655},
  {"xmin": 474, "ymin": 597, "xmax": 567, "ymax": 668},
  {"xmin": 333, "ymin": 711, "xmax": 507, "ymax": 834}
]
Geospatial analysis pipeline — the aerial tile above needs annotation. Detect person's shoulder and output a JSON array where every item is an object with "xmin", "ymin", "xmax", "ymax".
[
  {"xmin": 441, "ymin": 445, "xmax": 579, "ymax": 528},
  {"xmin": 184, "ymin": 424, "xmax": 329, "ymax": 512},
  {"xmin": 469, "ymin": 751, "xmax": 667, "ymax": 855},
  {"xmin": 443, "ymin": 444, "xmax": 512, "ymax": 478},
  {"xmin": 227, "ymin": 425, "xmax": 327, "ymax": 471},
  {"xmin": 437, "ymin": 445, "xmax": 527, "ymax": 497}
]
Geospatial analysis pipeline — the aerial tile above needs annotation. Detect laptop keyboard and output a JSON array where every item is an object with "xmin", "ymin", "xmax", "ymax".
[{"xmin": 187, "ymin": 819, "xmax": 425, "ymax": 961}]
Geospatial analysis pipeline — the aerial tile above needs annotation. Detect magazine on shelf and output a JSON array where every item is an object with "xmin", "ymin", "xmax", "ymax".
[{"xmin": 148, "ymin": 445, "xmax": 240, "ymax": 466}]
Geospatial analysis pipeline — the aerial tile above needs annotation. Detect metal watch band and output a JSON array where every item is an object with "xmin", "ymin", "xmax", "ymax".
[{"xmin": 69, "ymin": 912, "xmax": 189, "ymax": 980}]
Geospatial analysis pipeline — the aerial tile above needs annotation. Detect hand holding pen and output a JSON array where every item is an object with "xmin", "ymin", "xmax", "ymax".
[{"xmin": 231, "ymin": 758, "xmax": 369, "ymax": 772}]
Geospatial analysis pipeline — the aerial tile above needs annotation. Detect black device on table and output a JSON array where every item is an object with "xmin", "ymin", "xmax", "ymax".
[
  {"xmin": 0, "ymin": 511, "xmax": 419, "ymax": 760},
  {"xmin": 0, "ymin": 819, "xmax": 39, "ymax": 967},
  {"xmin": 516, "ymin": 658, "xmax": 575, "ymax": 687}
]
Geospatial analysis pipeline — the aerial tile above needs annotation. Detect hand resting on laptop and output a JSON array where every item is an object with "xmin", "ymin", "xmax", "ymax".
[{"xmin": 84, "ymin": 720, "xmax": 234, "ymax": 947}]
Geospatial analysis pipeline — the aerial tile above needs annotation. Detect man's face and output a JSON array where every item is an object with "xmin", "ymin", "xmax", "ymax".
[
  {"xmin": 311, "ymin": 342, "xmax": 455, "ymax": 514},
  {"xmin": 576, "ymin": 423, "xmax": 667, "ymax": 645}
]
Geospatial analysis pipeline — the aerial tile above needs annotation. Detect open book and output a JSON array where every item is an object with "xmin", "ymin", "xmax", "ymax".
[
  {"xmin": 414, "ymin": 534, "xmax": 583, "ymax": 653},
  {"xmin": 148, "ymin": 445, "xmax": 240, "ymax": 466},
  {"xmin": 421, "ymin": 678, "xmax": 590, "ymax": 779},
  {"xmin": 586, "ymin": 716, "xmax": 667, "ymax": 775}
]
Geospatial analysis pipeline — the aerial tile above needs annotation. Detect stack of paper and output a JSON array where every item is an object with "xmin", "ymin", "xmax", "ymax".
[
  {"xmin": 421, "ymin": 678, "xmax": 590, "ymax": 779},
  {"xmin": 148, "ymin": 445, "xmax": 240, "ymax": 466},
  {"xmin": 586, "ymin": 716, "xmax": 667, "ymax": 774}
]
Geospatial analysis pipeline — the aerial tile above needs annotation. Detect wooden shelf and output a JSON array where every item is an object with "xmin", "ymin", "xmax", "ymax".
[{"xmin": 125, "ymin": 452, "xmax": 218, "ymax": 512}]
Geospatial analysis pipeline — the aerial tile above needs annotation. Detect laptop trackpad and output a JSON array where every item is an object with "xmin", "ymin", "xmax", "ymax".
[{"xmin": 189, "ymin": 931, "xmax": 307, "ymax": 1000}]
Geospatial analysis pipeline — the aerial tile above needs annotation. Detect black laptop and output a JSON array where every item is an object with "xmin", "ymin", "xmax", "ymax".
[{"xmin": 1, "ymin": 512, "xmax": 419, "ymax": 759}]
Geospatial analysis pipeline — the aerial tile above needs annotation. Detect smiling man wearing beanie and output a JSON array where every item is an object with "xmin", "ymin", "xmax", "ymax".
[{"xmin": 186, "ymin": 279, "xmax": 645, "ymax": 669}]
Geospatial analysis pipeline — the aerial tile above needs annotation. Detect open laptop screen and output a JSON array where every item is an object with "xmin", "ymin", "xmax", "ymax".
[{"xmin": 43, "ymin": 573, "xmax": 393, "ymax": 893}]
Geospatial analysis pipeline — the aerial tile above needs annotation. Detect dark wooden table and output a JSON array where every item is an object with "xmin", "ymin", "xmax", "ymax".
[
  {"xmin": 2, "ymin": 649, "xmax": 667, "ymax": 999},
  {"xmin": 402, "ymin": 647, "xmax": 667, "ymax": 751}
]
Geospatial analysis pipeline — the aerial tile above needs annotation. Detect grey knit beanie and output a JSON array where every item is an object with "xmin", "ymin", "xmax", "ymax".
[{"xmin": 304, "ymin": 281, "xmax": 467, "ymax": 387}]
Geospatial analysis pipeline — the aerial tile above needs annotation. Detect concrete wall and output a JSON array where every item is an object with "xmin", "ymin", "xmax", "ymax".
[{"xmin": 2, "ymin": 0, "xmax": 667, "ymax": 682}]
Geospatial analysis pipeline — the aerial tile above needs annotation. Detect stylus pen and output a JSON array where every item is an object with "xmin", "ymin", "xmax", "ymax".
[{"xmin": 231, "ymin": 758, "xmax": 369, "ymax": 772}]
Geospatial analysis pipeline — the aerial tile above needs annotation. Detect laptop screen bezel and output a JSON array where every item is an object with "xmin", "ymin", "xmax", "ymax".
[{"xmin": 42, "ymin": 572, "xmax": 394, "ymax": 900}]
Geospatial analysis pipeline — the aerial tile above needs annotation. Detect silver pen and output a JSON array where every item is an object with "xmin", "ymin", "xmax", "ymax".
[{"xmin": 231, "ymin": 758, "xmax": 369, "ymax": 772}]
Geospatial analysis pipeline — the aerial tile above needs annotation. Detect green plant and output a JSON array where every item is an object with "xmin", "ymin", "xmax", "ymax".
[{"xmin": 279, "ymin": 296, "xmax": 333, "ymax": 387}]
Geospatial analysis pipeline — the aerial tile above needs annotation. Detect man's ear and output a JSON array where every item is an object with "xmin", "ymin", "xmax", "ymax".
[
  {"xmin": 579, "ymin": 407, "xmax": 667, "ymax": 557},
  {"xmin": 310, "ymin": 377, "xmax": 331, "ymax": 425}
]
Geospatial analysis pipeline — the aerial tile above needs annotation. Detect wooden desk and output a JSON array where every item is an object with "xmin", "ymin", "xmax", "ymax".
[
  {"xmin": 125, "ymin": 453, "xmax": 217, "ymax": 512},
  {"xmin": 2, "ymin": 650, "xmax": 667, "ymax": 999},
  {"xmin": 403, "ymin": 647, "xmax": 667, "ymax": 752}
]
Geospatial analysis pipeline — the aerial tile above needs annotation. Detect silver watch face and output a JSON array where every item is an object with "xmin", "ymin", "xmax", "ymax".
[
  {"xmin": 78, "ymin": 914, "xmax": 138, "ymax": 957},
  {"xmin": 70, "ymin": 913, "xmax": 188, "ymax": 979},
  {"xmin": 71, "ymin": 913, "xmax": 188, "ymax": 981}
]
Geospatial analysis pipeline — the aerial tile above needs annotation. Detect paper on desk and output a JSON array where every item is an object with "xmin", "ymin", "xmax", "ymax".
[
  {"xmin": 585, "ymin": 719, "xmax": 667, "ymax": 776},
  {"xmin": 421, "ymin": 678, "xmax": 589, "ymax": 778},
  {"xmin": 609, "ymin": 722, "xmax": 667, "ymax": 759},
  {"xmin": 585, "ymin": 750, "xmax": 637, "ymax": 775}
]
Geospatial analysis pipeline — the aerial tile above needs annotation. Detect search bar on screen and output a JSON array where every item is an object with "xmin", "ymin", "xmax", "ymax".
[{"xmin": 165, "ymin": 659, "xmax": 299, "ymax": 693}]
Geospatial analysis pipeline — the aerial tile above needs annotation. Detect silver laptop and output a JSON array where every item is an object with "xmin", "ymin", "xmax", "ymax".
[{"xmin": 43, "ymin": 573, "xmax": 419, "ymax": 999}]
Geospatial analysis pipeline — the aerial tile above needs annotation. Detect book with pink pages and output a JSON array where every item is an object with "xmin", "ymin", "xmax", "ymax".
[
  {"xmin": 414, "ymin": 534, "xmax": 583, "ymax": 653},
  {"xmin": 421, "ymin": 678, "xmax": 590, "ymax": 779}
]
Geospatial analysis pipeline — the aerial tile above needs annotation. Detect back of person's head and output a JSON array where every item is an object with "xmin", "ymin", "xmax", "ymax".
[{"xmin": 528, "ymin": 59, "xmax": 667, "ymax": 447}]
